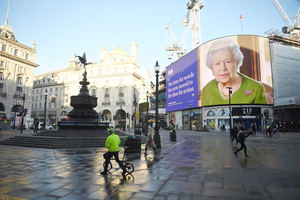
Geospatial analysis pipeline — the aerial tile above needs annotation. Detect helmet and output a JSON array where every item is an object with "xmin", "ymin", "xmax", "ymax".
[{"xmin": 108, "ymin": 128, "xmax": 114, "ymax": 134}]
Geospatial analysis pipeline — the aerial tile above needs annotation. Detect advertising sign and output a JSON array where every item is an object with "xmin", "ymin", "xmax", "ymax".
[
  {"xmin": 166, "ymin": 49, "xmax": 198, "ymax": 112},
  {"xmin": 199, "ymin": 35, "xmax": 273, "ymax": 107},
  {"xmin": 232, "ymin": 107, "xmax": 261, "ymax": 116},
  {"xmin": 166, "ymin": 35, "xmax": 274, "ymax": 112}
]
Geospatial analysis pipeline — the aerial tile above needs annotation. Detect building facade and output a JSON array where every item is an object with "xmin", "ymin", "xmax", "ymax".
[
  {"xmin": 0, "ymin": 18, "xmax": 38, "ymax": 129},
  {"xmin": 32, "ymin": 43, "xmax": 152, "ymax": 128}
]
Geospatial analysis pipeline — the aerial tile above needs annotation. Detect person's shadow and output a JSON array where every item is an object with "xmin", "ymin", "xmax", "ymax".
[
  {"xmin": 103, "ymin": 173, "xmax": 135, "ymax": 192},
  {"xmin": 144, "ymin": 153, "xmax": 160, "ymax": 169},
  {"xmin": 239, "ymin": 157, "xmax": 248, "ymax": 168}
]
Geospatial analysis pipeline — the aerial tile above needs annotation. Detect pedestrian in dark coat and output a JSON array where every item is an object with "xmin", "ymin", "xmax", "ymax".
[
  {"xmin": 234, "ymin": 127, "xmax": 252, "ymax": 157},
  {"xmin": 231, "ymin": 126, "xmax": 239, "ymax": 144},
  {"xmin": 33, "ymin": 118, "xmax": 39, "ymax": 134}
]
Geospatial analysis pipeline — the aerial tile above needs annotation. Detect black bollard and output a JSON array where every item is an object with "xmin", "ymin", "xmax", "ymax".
[{"xmin": 170, "ymin": 130, "xmax": 176, "ymax": 141}]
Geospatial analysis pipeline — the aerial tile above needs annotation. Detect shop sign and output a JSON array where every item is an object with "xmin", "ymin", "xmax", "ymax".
[{"xmin": 232, "ymin": 107, "xmax": 261, "ymax": 116}]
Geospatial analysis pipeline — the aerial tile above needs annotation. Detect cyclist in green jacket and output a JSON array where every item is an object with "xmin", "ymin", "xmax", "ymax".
[{"xmin": 101, "ymin": 128, "xmax": 126, "ymax": 175}]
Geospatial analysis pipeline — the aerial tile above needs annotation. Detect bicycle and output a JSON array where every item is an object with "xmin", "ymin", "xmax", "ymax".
[{"xmin": 102, "ymin": 150, "xmax": 134, "ymax": 175}]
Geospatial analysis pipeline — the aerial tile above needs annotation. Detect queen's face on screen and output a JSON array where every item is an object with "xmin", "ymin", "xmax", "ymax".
[{"xmin": 209, "ymin": 49, "xmax": 239, "ymax": 85}]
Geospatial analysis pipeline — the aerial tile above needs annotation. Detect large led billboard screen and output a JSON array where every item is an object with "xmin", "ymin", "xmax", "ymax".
[
  {"xmin": 166, "ymin": 35, "xmax": 273, "ymax": 112},
  {"xmin": 166, "ymin": 48, "xmax": 199, "ymax": 112}
]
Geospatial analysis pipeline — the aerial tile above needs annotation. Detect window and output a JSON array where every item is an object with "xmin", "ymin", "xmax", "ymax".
[
  {"xmin": 1, "ymin": 44, "xmax": 6, "ymax": 52},
  {"xmin": 207, "ymin": 110, "xmax": 216, "ymax": 117},
  {"xmin": 16, "ymin": 86, "xmax": 22, "ymax": 97},
  {"xmin": 25, "ymin": 53, "xmax": 29, "ymax": 60},
  {"xmin": 17, "ymin": 77, "xmax": 22, "ymax": 84},
  {"xmin": 0, "ymin": 61, "xmax": 4, "ymax": 67},
  {"xmin": 0, "ymin": 72, "xmax": 3, "ymax": 80},
  {"xmin": 218, "ymin": 109, "xmax": 229, "ymax": 117},
  {"xmin": 16, "ymin": 86, "xmax": 22, "ymax": 92},
  {"xmin": 105, "ymin": 88, "xmax": 110, "ymax": 96},
  {"xmin": 104, "ymin": 88, "xmax": 110, "ymax": 104},
  {"xmin": 119, "ymin": 87, "xmax": 124, "ymax": 97},
  {"xmin": 14, "ymin": 49, "xmax": 18, "ymax": 56},
  {"xmin": 0, "ymin": 83, "xmax": 3, "ymax": 92},
  {"xmin": 18, "ymin": 66, "xmax": 23, "ymax": 73}
]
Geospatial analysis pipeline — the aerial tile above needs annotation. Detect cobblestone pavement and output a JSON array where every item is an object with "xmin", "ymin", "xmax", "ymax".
[{"xmin": 0, "ymin": 130, "xmax": 300, "ymax": 200}]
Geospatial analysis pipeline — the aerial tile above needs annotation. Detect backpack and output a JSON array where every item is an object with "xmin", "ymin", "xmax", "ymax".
[{"xmin": 237, "ymin": 131, "xmax": 244, "ymax": 143}]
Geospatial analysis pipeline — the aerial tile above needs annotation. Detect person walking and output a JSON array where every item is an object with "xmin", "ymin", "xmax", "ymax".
[
  {"xmin": 234, "ymin": 127, "xmax": 251, "ymax": 157},
  {"xmin": 231, "ymin": 125, "xmax": 239, "ymax": 144},
  {"xmin": 251, "ymin": 123, "xmax": 256, "ymax": 136},
  {"xmin": 221, "ymin": 124, "xmax": 225, "ymax": 134},
  {"xmin": 267, "ymin": 124, "xmax": 272, "ymax": 138},
  {"xmin": 144, "ymin": 128, "xmax": 157, "ymax": 155},
  {"xmin": 33, "ymin": 118, "xmax": 39, "ymax": 134},
  {"xmin": 101, "ymin": 128, "xmax": 126, "ymax": 176}
]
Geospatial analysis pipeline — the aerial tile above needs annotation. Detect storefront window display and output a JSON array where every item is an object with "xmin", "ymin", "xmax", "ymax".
[{"xmin": 182, "ymin": 108, "xmax": 202, "ymax": 130}]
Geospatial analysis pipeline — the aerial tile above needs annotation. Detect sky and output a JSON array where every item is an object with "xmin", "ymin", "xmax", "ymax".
[{"xmin": 0, "ymin": 0, "xmax": 299, "ymax": 79}]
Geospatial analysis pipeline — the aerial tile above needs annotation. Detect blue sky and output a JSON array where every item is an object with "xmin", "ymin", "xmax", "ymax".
[{"xmin": 1, "ymin": 0, "xmax": 299, "ymax": 78}]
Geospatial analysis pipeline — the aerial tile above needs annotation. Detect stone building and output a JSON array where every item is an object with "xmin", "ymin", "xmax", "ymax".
[
  {"xmin": 32, "ymin": 43, "xmax": 152, "ymax": 128},
  {"xmin": 0, "ymin": 17, "xmax": 38, "ymax": 129}
]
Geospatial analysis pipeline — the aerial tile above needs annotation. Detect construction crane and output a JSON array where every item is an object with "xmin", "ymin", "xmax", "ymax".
[
  {"xmin": 165, "ymin": 0, "xmax": 204, "ymax": 60},
  {"xmin": 271, "ymin": 0, "xmax": 300, "ymax": 40}
]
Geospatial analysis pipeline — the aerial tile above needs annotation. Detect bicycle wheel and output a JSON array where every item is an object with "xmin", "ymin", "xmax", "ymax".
[
  {"xmin": 125, "ymin": 162, "xmax": 134, "ymax": 174},
  {"xmin": 103, "ymin": 161, "xmax": 112, "ymax": 171}
]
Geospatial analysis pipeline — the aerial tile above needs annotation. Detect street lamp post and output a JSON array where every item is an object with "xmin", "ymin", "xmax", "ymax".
[
  {"xmin": 146, "ymin": 91, "xmax": 149, "ymax": 134},
  {"xmin": 13, "ymin": 111, "xmax": 16, "ymax": 129},
  {"xmin": 44, "ymin": 90, "xmax": 48, "ymax": 131},
  {"xmin": 226, "ymin": 87, "xmax": 232, "ymax": 131},
  {"xmin": 153, "ymin": 61, "xmax": 161, "ymax": 149},
  {"xmin": 133, "ymin": 93, "xmax": 137, "ymax": 129},
  {"xmin": 189, "ymin": 104, "xmax": 192, "ymax": 130},
  {"xmin": 20, "ymin": 94, "xmax": 25, "ymax": 134}
]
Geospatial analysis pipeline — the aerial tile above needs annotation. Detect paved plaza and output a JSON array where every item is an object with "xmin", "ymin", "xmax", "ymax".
[{"xmin": 0, "ymin": 129, "xmax": 300, "ymax": 200}]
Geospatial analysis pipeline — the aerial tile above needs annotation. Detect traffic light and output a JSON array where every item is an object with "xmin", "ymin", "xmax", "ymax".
[{"xmin": 24, "ymin": 109, "xmax": 28, "ymax": 115}]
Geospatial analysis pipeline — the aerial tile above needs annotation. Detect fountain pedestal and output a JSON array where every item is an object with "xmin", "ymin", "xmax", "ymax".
[{"xmin": 58, "ymin": 53, "xmax": 108, "ymax": 131}]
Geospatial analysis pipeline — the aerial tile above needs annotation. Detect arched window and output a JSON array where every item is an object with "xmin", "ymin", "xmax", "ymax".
[
  {"xmin": 207, "ymin": 110, "xmax": 216, "ymax": 117},
  {"xmin": 218, "ymin": 109, "xmax": 229, "ymax": 117}
]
